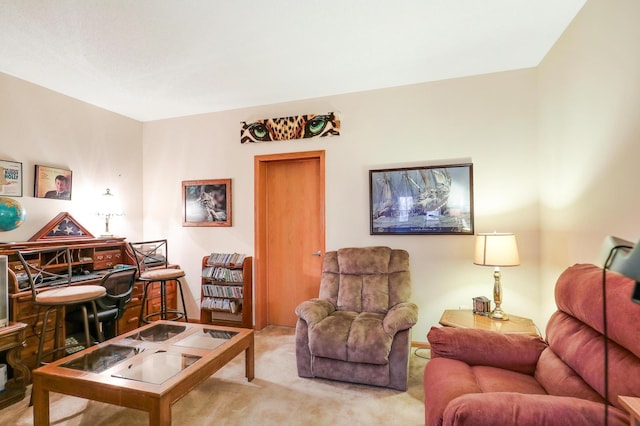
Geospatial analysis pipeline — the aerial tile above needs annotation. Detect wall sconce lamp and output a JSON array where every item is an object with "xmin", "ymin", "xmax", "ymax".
[
  {"xmin": 97, "ymin": 188, "xmax": 123, "ymax": 237},
  {"xmin": 474, "ymin": 232, "xmax": 520, "ymax": 321}
]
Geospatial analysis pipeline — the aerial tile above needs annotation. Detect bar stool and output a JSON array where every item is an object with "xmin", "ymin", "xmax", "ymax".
[
  {"xmin": 18, "ymin": 247, "xmax": 105, "ymax": 405},
  {"xmin": 128, "ymin": 239, "xmax": 188, "ymax": 325}
]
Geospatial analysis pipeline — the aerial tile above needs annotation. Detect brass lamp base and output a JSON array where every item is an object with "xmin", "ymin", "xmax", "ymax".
[
  {"xmin": 488, "ymin": 307, "xmax": 509, "ymax": 321},
  {"xmin": 490, "ymin": 267, "xmax": 509, "ymax": 321}
]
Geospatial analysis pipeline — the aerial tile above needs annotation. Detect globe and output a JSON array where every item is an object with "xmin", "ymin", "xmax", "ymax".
[{"xmin": 0, "ymin": 197, "xmax": 26, "ymax": 231}]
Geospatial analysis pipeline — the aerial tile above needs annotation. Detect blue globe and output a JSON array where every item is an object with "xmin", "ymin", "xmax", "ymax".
[{"xmin": 0, "ymin": 197, "xmax": 26, "ymax": 231}]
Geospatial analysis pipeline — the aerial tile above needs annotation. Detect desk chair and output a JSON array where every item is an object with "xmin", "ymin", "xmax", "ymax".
[
  {"xmin": 129, "ymin": 239, "xmax": 188, "ymax": 325},
  {"xmin": 18, "ymin": 247, "xmax": 105, "ymax": 405},
  {"xmin": 67, "ymin": 267, "xmax": 137, "ymax": 340}
]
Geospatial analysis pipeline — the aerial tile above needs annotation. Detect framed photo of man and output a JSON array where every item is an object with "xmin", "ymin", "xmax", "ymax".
[{"xmin": 35, "ymin": 165, "xmax": 73, "ymax": 200}]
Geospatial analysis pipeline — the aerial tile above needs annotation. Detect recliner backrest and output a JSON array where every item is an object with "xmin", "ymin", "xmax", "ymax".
[
  {"xmin": 319, "ymin": 246, "xmax": 411, "ymax": 314},
  {"xmin": 539, "ymin": 263, "xmax": 640, "ymax": 410}
]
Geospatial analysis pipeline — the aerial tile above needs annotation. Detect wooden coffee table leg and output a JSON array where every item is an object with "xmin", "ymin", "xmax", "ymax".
[
  {"xmin": 148, "ymin": 398, "xmax": 171, "ymax": 426},
  {"xmin": 246, "ymin": 334, "xmax": 254, "ymax": 381},
  {"xmin": 32, "ymin": 374, "xmax": 50, "ymax": 426}
]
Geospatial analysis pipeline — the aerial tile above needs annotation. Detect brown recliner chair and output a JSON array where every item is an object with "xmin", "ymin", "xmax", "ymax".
[{"xmin": 295, "ymin": 246, "xmax": 419, "ymax": 390}]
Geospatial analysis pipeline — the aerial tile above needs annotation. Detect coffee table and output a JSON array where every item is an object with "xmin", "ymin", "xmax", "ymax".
[{"xmin": 32, "ymin": 321, "xmax": 254, "ymax": 426}]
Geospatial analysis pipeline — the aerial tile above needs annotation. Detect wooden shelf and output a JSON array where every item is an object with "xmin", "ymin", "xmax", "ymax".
[{"xmin": 200, "ymin": 255, "xmax": 252, "ymax": 328}]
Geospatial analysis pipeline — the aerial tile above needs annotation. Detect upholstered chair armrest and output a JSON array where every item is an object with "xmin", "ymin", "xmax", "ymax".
[
  {"xmin": 295, "ymin": 298, "xmax": 336, "ymax": 325},
  {"xmin": 442, "ymin": 393, "xmax": 627, "ymax": 426},
  {"xmin": 427, "ymin": 326, "xmax": 547, "ymax": 375},
  {"xmin": 383, "ymin": 302, "xmax": 419, "ymax": 335}
]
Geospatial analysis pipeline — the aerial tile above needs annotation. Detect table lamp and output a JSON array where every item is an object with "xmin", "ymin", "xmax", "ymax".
[
  {"xmin": 474, "ymin": 232, "xmax": 520, "ymax": 320},
  {"xmin": 97, "ymin": 188, "xmax": 123, "ymax": 237}
]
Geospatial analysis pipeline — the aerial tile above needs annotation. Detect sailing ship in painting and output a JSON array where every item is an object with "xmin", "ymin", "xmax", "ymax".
[{"xmin": 370, "ymin": 165, "xmax": 473, "ymax": 234}]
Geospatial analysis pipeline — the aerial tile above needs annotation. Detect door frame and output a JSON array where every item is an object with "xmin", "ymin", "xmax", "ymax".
[{"xmin": 254, "ymin": 150, "xmax": 325, "ymax": 330}]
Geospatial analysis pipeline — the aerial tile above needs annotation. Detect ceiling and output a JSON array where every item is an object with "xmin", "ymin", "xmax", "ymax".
[{"xmin": 0, "ymin": 0, "xmax": 586, "ymax": 122}]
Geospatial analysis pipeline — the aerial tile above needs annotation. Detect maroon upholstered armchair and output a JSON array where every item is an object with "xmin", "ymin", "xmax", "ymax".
[
  {"xmin": 295, "ymin": 246, "xmax": 419, "ymax": 390},
  {"xmin": 424, "ymin": 264, "xmax": 640, "ymax": 426}
]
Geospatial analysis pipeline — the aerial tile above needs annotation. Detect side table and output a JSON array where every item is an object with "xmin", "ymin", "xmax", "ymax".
[
  {"xmin": 619, "ymin": 396, "xmax": 640, "ymax": 426},
  {"xmin": 0, "ymin": 322, "xmax": 30, "ymax": 409},
  {"xmin": 439, "ymin": 309, "xmax": 540, "ymax": 336}
]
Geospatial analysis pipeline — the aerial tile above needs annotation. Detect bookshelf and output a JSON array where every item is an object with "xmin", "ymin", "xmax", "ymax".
[{"xmin": 200, "ymin": 253, "xmax": 252, "ymax": 328}]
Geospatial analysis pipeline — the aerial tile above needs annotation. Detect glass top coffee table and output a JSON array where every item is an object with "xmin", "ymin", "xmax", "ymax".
[{"xmin": 32, "ymin": 320, "xmax": 254, "ymax": 426}]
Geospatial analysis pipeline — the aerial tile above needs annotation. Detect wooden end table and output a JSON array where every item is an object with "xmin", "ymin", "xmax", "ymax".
[
  {"xmin": 0, "ymin": 322, "xmax": 30, "ymax": 409},
  {"xmin": 619, "ymin": 396, "xmax": 640, "ymax": 425},
  {"xmin": 439, "ymin": 309, "xmax": 539, "ymax": 336}
]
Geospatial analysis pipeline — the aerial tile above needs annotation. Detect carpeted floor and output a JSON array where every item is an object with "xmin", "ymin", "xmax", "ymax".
[{"xmin": 0, "ymin": 326, "xmax": 428, "ymax": 425}]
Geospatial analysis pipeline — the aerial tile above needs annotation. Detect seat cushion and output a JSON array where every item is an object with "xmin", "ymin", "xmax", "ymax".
[
  {"xmin": 36, "ymin": 285, "xmax": 106, "ymax": 304},
  {"xmin": 308, "ymin": 310, "xmax": 392, "ymax": 364},
  {"xmin": 424, "ymin": 357, "xmax": 547, "ymax": 426},
  {"xmin": 140, "ymin": 268, "xmax": 185, "ymax": 281}
]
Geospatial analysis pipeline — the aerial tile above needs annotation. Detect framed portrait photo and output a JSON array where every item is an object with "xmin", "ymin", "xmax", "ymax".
[
  {"xmin": 34, "ymin": 165, "xmax": 72, "ymax": 200},
  {"xmin": 369, "ymin": 163, "xmax": 474, "ymax": 235},
  {"xmin": 0, "ymin": 160, "xmax": 23, "ymax": 196},
  {"xmin": 182, "ymin": 179, "xmax": 232, "ymax": 227}
]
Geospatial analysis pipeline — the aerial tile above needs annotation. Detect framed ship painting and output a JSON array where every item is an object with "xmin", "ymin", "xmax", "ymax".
[{"xmin": 369, "ymin": 163, "xmax": 474, "ymax": 235}]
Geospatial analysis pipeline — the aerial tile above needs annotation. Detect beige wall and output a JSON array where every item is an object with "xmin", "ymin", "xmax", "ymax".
[
  {"xmin": 538, "ymin": 0, "xmax": 640, "ymax": 322},
  {"xmin": 142, "ymin": 69, "xmax": 541, "ymax": 339},
  {"xmin": 0, "ymin": 72, "xmax": 143, "ymax": 241},
  {"xmin": 2, "ymin": 0, "xmax": 637, "ymax": 341}
]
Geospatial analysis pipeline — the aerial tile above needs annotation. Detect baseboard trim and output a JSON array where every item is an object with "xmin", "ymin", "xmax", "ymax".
[{"xmin": 411, "ymin": 341, "xmax": 430, "ymax": 349}]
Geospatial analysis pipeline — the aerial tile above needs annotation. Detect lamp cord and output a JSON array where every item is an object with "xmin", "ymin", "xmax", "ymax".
[
  {"xmin": 602, "ymin": 261, "xmax": 610, "ymax": 426},
  {"xmin": 602, "ymin": 244, "xmax": 632, "ymax": 426}
]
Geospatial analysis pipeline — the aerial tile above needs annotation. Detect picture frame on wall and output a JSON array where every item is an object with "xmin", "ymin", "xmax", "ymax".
[
  {"xmin": 34, "ymin": 165, "xmax": 72, "ymax": 200},
  {"xmin": 182, "ymin": 179, "xmax": 232, "ymax": 227},
  {"xmin": 0, "ymin": 160, "xmax": 23, "ymax": 196},
  {"xmin": 369, "ymin": 163, "xmax": 474, "ymax": 235}
]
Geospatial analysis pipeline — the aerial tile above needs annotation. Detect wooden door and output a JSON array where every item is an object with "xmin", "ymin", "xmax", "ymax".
[{"xmin": 254, "ymin": 151, "xmax": 325, "ymax": 329}]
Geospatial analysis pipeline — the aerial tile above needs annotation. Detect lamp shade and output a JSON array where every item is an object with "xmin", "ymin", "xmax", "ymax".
[
  {"xmin": 97, "ymin": 188, "xmax": 123, "ymax": 217},
  {"xmin": 474, "ymin": 232, "xmax": 520, "ymax": 267}
]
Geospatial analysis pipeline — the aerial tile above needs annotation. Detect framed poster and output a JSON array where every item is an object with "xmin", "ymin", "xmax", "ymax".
[
  {"xmin": 0, "ymin": 160, "xmax": 23, "ymax": 196},
  {"xmin": 182, "ymin": 179, "xmax": 232, "ymax": 227},
  {"xmin": 369, "ymin": 163, "xmax": 474, "ymax": 235},
  {"xmin": 34, "ymin": 165, "xmax": 72, "ymax": 200}
]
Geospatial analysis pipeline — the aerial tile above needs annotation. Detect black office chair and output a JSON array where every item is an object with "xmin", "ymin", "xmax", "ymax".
[
  {"xmin": 67, "ymin": 267, "xmax": 137, "ymax": 340},
  {"xmin": 128, "ymin": 239, "xmax": 188, "ymax": 325}
]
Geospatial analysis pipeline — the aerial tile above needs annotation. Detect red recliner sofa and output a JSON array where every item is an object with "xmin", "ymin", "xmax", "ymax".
[{"xmin": 424, "ymin": 263, "xmax": 640, "ymax": 426}]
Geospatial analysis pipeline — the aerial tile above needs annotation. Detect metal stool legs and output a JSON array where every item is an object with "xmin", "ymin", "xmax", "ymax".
[{"xmin": 138, "ymin": 278, "xmax": 189, "ymax": 326}]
